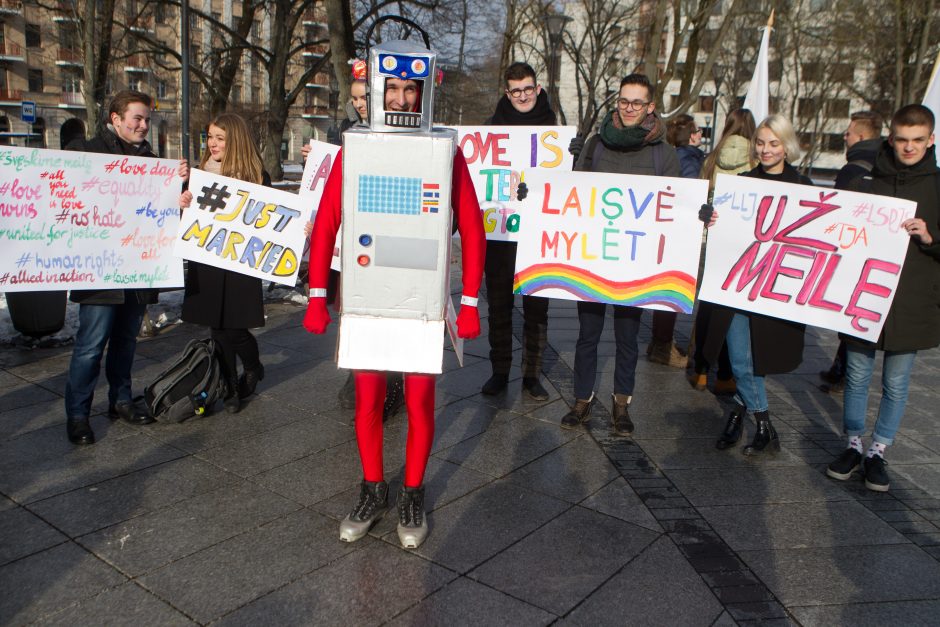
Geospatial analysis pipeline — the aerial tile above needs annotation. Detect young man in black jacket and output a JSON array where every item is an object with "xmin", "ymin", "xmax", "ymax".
[{"xmin": 481, "ymin": 62, "xmax": 557, "ymax": 400}]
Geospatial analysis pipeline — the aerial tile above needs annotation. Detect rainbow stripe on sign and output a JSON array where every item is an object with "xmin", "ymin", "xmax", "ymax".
[
  {"xmin": 513, "ymin": 263, "xmax": 696, "ymax": 313},
  {"xmin": 422, "ymin": 183, "xmax": 440, "ymax": 213}
]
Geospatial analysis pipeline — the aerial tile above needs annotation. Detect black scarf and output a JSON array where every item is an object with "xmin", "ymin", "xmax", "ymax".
[{"xmin": 487, "ymin": 89, "xmax": 557, "ymax": 126}]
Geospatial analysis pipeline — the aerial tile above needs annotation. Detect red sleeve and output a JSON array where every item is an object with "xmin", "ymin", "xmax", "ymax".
[
  {"xmin": 451, "ymin": 150, "xmax": 486, "ymax": 298},
  {"xmin": 309, "ymin": 150, "xmax": 343, "ymax": 291}
]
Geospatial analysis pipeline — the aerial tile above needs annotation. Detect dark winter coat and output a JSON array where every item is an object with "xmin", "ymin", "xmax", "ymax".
[
  {"xmin": 65, "ymin": 128, "xmax": 161, "ymax": 306},
  {"xmin": 574, "ymin": 120, "xmax": 681, "ymax": 177},
  {"xmin": 703, "ymin": 162, "xmax": 811, "ymax": 375},
  {"xmin": 676, "ymin": 144, "xmax": 706, "ymax": 179},
  {"xmin": 834, "ymin": 137, "xmax": 880, "ymax": 191},
  {"xmin": 180, "ymin": 170, "xmax": 271, "ymax": 329},
  {"xmin": 842, "ymin": 143, "xmax": 940, "ymax": 352}
]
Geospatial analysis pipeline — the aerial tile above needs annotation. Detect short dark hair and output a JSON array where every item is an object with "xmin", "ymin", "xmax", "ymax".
[
  {"xmin": 505, "ymin": 62, "xmax": 537, "ymax": 85},
  {"xmin": 850, "ymin": 111, "xmax": 884, "ymax": 139},
  {"xmin": 891, "ymin": 104, "xmax": 935, "ymax": 134},
  {"xmin": 620, "ymin": 73, "xmax": 655, "ymax": 102},
  {"xmin": 667, "ymin": 114, "xmax": 697, "ymax": 147},
  {"xmin": 109, "ymin": 90, "xmax": 153, "ymax": 119}
]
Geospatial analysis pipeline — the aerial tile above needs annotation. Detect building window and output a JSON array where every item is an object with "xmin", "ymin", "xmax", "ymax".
[
  {"xmin": 28, "ymin": 117, "xmax": 45, "ymax": 148},
  {"xmin": 698, "ymin": 95, "xmax": 715, "ymax": 113},
  {"xmin": 62, "ymin": 68, "xmax": 81, "ymax": 93},
  {"xmin": 155, "ymin": 2, "xmax": 166, "ymax": 24},
  {"xmin": 826, "ymin": 99, "xmax": 850, "ymax": 118},
  {"xmin": 156, "ymin": 79, "xmax": 167, "ymax": 99},
  {"xmin": 798, "ymin": 98, "xmax": 816, "ymax": 117},
  {"xmin": 25, "ymin": 23, "xmax": 41, "ymax": 48},
  {"xmin": 827, "ymin": 133, "xmax": 845, "ymax": 152},
  {"xmin": 28, "ymin": 69, "xmax": 44, "ymax": 93},
  {"xmin": 128, "ymin": 73, "xmax": 142, "ymax": 92}
]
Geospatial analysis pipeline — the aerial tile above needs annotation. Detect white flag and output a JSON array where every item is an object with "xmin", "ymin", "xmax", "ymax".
[
  {"xmin": 923, "ymin": 49, "xmax": 940, "ymax": 122},
  {"xmin": 743, "ymin": 14, "xmax": 773, "ymax": 125}
]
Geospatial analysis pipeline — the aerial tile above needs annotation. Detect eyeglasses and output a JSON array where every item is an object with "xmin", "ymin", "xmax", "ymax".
[
  {"xmin": 507, "ymin": 85, "xmax": 537, "ymax": 98},
  {"xmin": 617, "ymin": 99, "xmax": 650, "ymax": 110}
]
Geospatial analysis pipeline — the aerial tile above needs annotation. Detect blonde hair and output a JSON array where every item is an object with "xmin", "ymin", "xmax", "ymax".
[
  {"xmin": 752, "ymin": 114, "xmax": 801, "ymax": 163},
  {"xmin": 200, "ymin": 113, "xmax": 264, "ymax": 184}
]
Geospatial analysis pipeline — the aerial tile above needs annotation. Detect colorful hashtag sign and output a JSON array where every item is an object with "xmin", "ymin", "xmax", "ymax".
[{"xmin": 0, "ymin": 145, "xmax": 183, "ymax": 291}]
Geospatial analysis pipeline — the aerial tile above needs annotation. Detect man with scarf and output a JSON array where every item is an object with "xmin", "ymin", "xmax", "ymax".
[
  {"xmin": 559, "ymin": 73, "xmax": 680, "ymax": 435},
  {"xmin": 480, "ymin": 62, "xmax": 557, "ymax": 400}
]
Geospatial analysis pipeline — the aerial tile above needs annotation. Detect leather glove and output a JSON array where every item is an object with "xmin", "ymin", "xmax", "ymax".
[
  {"xmin": 698, "ymin": 203, "xmax": 715, "ymax": 225},
  {"xmin": 303, "ymin": 297, "xmax": 331, "ymax": 334},
  {"xmin": 516, "ymin": 180, "xmax": 529, "ymax": 201},
  {"xmin": 568, "ymin": 134, "xmax": 586, "ymax": 158},
  {"xmin": 456, "ymin": 305, "xmax": 480, "ymax": 339}
]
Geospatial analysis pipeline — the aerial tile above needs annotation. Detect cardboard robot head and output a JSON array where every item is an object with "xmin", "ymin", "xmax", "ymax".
[{"xmin": 367, "ymin": 40, "xmax": 436, "ymax": 133}]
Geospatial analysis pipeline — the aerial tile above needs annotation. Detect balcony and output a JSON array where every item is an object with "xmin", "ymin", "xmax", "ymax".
[
  {"xmin": 59, "ymin": 91, "xmax": 85, "ymax": 108},
  {"xmin": 0, "ymin": 42, "xmax": 25, "ymax": 62},
  {"xmin": 0, "ymin": 88, "xmax": 22, "ymax": 105},
  {"xmin": 129, "ymin": 15, "xmax": 155, "ymax": 34},
  {"xmin": 302, "ymin": 105, "xmax": 329, "ymax": 119},
  {"xmin": 0, "ymin": 0, "xmax": 22, "ymax": 14},
  {"xmin": 303, "ymin": 43, "xmax": 327, "ymax": 58},
  {"xmin": 52, "ymin": 1, "xmax": 79, "ymax": 21},
  {"xmin": 305, "ymin": 82, "xmax": 329, "ymax": 90},
  {"xmin": 124, "ymin": 54, "xmax": 152, "ymax": 72},
  {"xmin": 56, "ymin": 48, "xmax": 83, "ymax": 66},
  {"xmin": 301, "ymin": 10, "xmax": 325, "ymax": 27}
]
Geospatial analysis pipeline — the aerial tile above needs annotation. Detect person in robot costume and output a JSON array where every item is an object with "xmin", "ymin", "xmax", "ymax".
[{"xmin": 303, "ymin": 40, "xmax": 486, "ymax": 549}]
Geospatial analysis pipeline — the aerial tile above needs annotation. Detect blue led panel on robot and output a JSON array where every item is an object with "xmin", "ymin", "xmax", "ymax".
[
  {"xmin": 378, "ymin": 54, "xmax": 431, "ymax": 79},
  {"xmin": 374, "ymin": 236, "xmax": 439, "ymax": 271},
  {"xmin": 357, "ymin": 175, "xmax": 421, "ymax": 214}
]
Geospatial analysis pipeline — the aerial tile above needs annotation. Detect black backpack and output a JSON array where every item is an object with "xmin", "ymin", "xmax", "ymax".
[{"xmin": 144, "ymin": 339, "xmax": 226, "ymax": 423}]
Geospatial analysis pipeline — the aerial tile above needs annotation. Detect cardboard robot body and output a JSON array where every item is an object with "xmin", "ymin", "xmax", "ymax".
[{"xmin": 337, "ymin": 127, "xmax": 457, "ymax": 374}]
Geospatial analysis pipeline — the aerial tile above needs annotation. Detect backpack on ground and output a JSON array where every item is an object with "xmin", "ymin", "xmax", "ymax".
[{"xmin": 144, "ymin": 339, "xmax": 226, "ymax": 423}]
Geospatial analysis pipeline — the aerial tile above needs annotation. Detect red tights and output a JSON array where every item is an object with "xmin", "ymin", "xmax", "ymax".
[{"xmin": 353, "ymin": 371, "xmax": 435, "ymax": 488}]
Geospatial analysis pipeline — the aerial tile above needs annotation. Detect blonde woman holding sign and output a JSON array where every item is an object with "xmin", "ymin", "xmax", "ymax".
[{"xmin": 179, "ymin": 113, "xmax": 270, "ymax": 413}]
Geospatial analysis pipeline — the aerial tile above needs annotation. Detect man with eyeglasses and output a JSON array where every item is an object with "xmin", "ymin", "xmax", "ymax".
[
  {"xmin": 560, "ymin": 73, "xmax": 680, "ymax": 436},
  {"xmin": 480, "ymin": 62, "xmax": 558, "ymax": 400}
]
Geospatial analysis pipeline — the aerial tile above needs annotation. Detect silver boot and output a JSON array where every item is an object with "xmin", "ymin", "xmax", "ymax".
[
  {"xmin": 396, "ymin": 484, "xmax": 429, "ymax": 549},
  {"xmin": 339, "ymin": 480, "xmax": 388, "ymax": 543}
]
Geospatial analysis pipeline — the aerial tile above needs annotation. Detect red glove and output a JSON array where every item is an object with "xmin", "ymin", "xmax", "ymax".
[
  {"xmin": 303, "ymin": 297, "xmax": 331, "ymax": 334},
  {"xmin": 456, "ymin": 305, "xmax": 480, "ymax": 339}
]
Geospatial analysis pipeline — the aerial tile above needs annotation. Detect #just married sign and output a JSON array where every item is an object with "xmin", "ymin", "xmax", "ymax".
[
  {"xmin": 0, "ymin": 146, "xmax": 183, "ymax": 291},
  {"xmin": 698, "ymin": 174, "xmax": 915, "ymax": 341},
  {"xmin": 513, "ymin": 170, "xmax": 709, "ymax": 313}
]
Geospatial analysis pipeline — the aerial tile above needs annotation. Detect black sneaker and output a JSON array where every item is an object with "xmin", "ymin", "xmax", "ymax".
[
  {"xmin": 522, "ymin": 377, "xmax": 549, "ymax": 401},
  {"xmin": 560, "ymin": 395, "xmax": 594, "ymax": 429},
  {"xmin": 481, "ymin": 373, "xmax": 508, "ymax": 395},
  {"xmin": 863, "ymin": 454, "xmax": 890, "ymax": 492},
  {"xmin": 826, "ymin": 447, "xmax": 862, "ymax": 481}
]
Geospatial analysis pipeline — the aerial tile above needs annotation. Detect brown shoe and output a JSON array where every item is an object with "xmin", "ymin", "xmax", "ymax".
[
  {"xmin": 648, "ymin": 340, "xmax": 687, "ymax": 368},
  {"xmin": 560, "ymin": 395, "xmax": 594, "ymax": 429},
  {"xmin": 688, "ymin": 372, "xmax": 707, "ymax": 391},
  {"xmin": 611, "ymin": 393, "xmax": 634, "ymax": 436}
]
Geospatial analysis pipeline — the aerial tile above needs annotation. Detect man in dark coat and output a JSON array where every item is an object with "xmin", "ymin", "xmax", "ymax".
[
  {"xmin": 480, "ymin": 62, "xmax": 557, "ymax": 401},
  {"xmin": 826, "ymin": 104, "xmax": 940, "ymax": 492},
  {"xmin": 820, "ymin": 111, "xmax": 884, "ymax": 391},
  {"xmin": 64, "ymin": 90, "xmax": 168, "ymax": 445}
]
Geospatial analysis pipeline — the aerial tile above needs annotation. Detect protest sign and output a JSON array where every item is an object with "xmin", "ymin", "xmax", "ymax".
[
  {"xmin": 298, "ymin": 139, "xmax": 341, "ymax": 270},
  {"xmin": 455, "ymin": 125, "xmax": 577, "ymax": 242},
  {"xmin": 698, "ymin": 174, "xmax": 915, "ymax": 342},
  {"xmin": 174, "ymin": 169, "xmax": 308, "ymax": 286},
  {"xmin": 513, "ymin": 170, "xmax": 709, "ymax": 313},
  {"xmin": 0, "ymin": 145, "xmax": 183, "ymax": 291}
]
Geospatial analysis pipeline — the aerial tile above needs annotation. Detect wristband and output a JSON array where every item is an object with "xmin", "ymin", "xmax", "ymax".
[
  {"xmin": 460, "ymin": 295, "xmax": 478, "ymax": 307},
  {"xmin": 308, "ymin": 288, "xmax": 327, "ymax": 298}
]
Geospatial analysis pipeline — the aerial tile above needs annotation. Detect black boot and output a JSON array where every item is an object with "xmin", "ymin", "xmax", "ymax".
[
  {"xmin": 716, "ymin": 404, "xmax": 746, "ymax": 450},
  {"xmin": 238, "ymin": 363, "xmax": 265, "ymax": 399},
  {"xmin": 67, "ymin": 418, "xmax": 95, "ymax": 445},
  {"xmin": 742, "ymin": 411, "xmax": 779, "ymax": 456},
  {"xmin": 383, "ymin": 373, "xmax": 405, "ymax": 422},
  {"xmin": 223, "ymin": 377, "xmax": 241, "ymax": 414}
]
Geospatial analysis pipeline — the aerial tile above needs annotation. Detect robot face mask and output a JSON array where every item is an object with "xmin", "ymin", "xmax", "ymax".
[{"xmin": 368, "ymin": 40, "xmax": 436, "ymax": 133}]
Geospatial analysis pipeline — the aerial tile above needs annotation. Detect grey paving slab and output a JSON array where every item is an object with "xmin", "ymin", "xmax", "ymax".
[
  {"xmin": 28, "ymin": 456, "xmax": 238, "ymax": 537},
  {"xmin": 699, "ymin": 500, "xmax": 908, "ymax": 551},
  {"xmin": 34, "ymin": 582, "xmax": 193, "ymax": 626},
  {"xmin": 892, "ymin": 464, "xmax": 940, "ymax": 497},
  {"xmin": 77, "ymin": 481, "xmax": 300, "ymax": 577},
  {"xmin": 503, "ymin": 434, "xmax": 621, "ymax": 503},
  {"xmin": 579, "ymin": 478, "xmax": 663, "ymax": 532},
  {"xmin": 564, "ymin": 536, "xmax": 724, "ymax": 626},
  {"xmin": 0, "ymin": 542, "xmax": 126, "ymax": 626},
  {"xmin": 139, "ymin": 508, "xmax": 362, "ymax": 623},
  {"xmin": 0, "ymin": 399, "xmax": 73, "ymax": 441},
  {"xmin": 790, "ymin": 599, "xmax": 940, "ymax": 627},
  {"xmin": 387, "ymin": 576, "xmax": 556, "ymax": 626},
  {"xmin": 0, "ymin": 506, "xmax": 67, "ymax": 566},
  {"xmin": 636, "ymin": 437, "xmax": 808, "ymax": 470},
  {"xmin": 471, "ymin": 505, "xmax": 659, "ymax": 615},
  {"xmin": 426, "ymin": 398, "xmax": 518, "ymax": 454},
  {"xmin": 216, "ymin": 541, "xmax": 456, "ymax": 626},
  {"xmin": 0, "ymin": 429, "xmax": 186, "ymax": 504},
  {"xmin": 433, "ymin": 414, "xmax": 579, "ymax": 478},
  {"xmin": 0, "ymin": 371, "xmax": 61, "ymax": 412},
  {"xmin": 401, "ymin": 479, "xmax": 570, "ymax": 574},
  {"xmin": 741, "ymin": 544, "xmax": 940, "ymax": 606},
  {"xmin": 665, "ymin": 466, "xmax": 850, "ymax": 507}
]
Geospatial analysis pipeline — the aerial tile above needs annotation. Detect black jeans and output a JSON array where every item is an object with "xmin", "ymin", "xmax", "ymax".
[
  {"xmin": 211, "ymin": 327, "xmax": 261, "ymax": 387},
  {"xmin": 573, "ymin": 301, "xmax": 642, "ymax": 399},
  {"xmin": 484, "ymin": 240, "xmax": 548, "ymax": 377}
]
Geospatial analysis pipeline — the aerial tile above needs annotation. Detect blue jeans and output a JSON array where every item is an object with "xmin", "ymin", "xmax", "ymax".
[
  {"xmin": 843, "ymin": 345, "xmax": 916, "ymax": 445},
  {"xmin": 573, "ymin": 301, "xmax": 642, "ymax": 400},
  {"xmin": 725, "ymin": 313, "xmax": 768, "ymax": 412},
  {"xmin": 65, "ymin": 302, "xmax": 146, "ymax": 419}
]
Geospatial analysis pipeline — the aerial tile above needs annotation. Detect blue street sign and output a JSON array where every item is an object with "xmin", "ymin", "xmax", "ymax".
[{"xmin": 21, "ymin": 101, "xmax": 36, "ymax": 124}]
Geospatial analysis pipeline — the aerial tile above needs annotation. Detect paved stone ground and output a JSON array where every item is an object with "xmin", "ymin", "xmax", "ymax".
[{"xmin": 3, "ymin": 288, "xmax": 940, "ymax": 625}]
